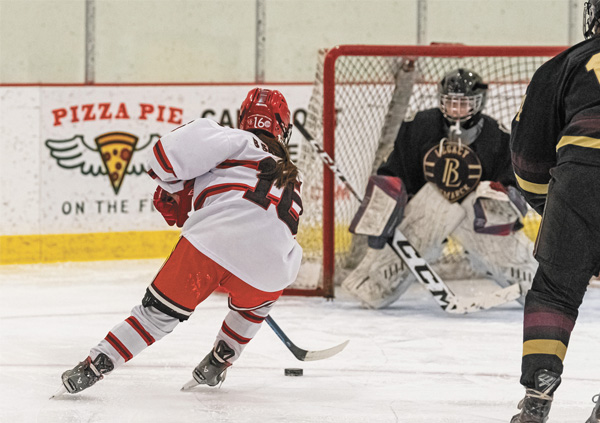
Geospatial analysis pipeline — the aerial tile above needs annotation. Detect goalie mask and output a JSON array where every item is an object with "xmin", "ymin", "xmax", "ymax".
[
  {"xmin": 239, "ymin": 88, "xmax": 293, "ymax": 145},
  {"xmin": 438, "ymin": 68, "xmax": 488, "ymax": 130},
  {"xmin": 584, "ymin": 0, "xmax": 600, "ymax": 38}
]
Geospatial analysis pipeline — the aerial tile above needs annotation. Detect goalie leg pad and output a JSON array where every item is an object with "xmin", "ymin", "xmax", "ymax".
[
  {"xmin": 342, "ymin": 183, "xmax": 466, "ymax": 309},
  {"xmin": 399, "ymin": 183, "xmax": 466, "ymax": 257},
  {"xmin": 452, "ymin": 191, "xmax": 538, "ymax": 304},
  {"xmin": 342, "ymin": 244, "xmax": 413, "ymax": 309}
]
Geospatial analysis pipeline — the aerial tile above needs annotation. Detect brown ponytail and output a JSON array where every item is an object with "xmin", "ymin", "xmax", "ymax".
[{"xmin": 257, "ymin": 133, "xmax": 300, "ymax": 189}]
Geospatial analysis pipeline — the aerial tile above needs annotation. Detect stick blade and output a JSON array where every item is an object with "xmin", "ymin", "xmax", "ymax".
[{"xmin": 302, "ymin": 339, "xmax": 349, "ymax": 362}]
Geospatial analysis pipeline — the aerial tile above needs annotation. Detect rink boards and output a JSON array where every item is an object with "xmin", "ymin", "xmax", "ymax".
[{"xmin": 0, "ymin": 84, "xmax": 312, "ymax": 264}]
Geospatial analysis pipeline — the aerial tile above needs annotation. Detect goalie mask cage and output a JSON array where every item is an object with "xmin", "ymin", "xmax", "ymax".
[{"xmin": 286, "ymin": 44, "xmax": 567, "ymax": 299}]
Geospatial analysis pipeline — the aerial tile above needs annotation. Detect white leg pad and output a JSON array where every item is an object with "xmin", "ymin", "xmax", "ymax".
[
  {"xmin": 451, "ymin": 192, "xmax": 537, "ymax": 304},
  {"xmin": 342, "ymin": 183, "xmax": 466, "ymax": 309}
]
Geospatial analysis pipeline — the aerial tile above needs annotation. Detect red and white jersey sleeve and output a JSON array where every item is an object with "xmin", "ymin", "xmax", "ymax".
[
  {"xmin": 147, "ymin": 118, "xmax": 303, "ymax": 292},
  {"xmin": 147, "ymin": 119, "xmax": 235, "ymax": 193}
]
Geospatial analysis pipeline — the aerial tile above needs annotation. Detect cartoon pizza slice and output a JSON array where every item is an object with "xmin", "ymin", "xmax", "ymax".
[{"xmin": 95, "ymin": 132, "xmax": 139, "ymax": 194}]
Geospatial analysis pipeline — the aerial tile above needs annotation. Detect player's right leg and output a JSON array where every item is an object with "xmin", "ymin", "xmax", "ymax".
[
  {"xmin": 510, "ymin": 251, "xmax": 590, "ymax": 421},
  {"xmin": 61, "ymin": 304, "xmax": 179, "ymax": 394},
  {"xmin": 511, "ymin": 163, "xmax": 600, "ymax": 421},
  {"xmin": 58, "ymin": 237, "xmax": 220, "ymax": 395}
]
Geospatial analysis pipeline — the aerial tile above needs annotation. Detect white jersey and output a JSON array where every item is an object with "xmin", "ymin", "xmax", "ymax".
[{"xmin": 147, "ymin": 118, "xmax": 303, "ymax": 292}]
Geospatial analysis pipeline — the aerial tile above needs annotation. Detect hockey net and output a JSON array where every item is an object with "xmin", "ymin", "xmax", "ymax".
[{"xmin": 286, "ymin": 44, "xmax": 567, "ymax": 298}]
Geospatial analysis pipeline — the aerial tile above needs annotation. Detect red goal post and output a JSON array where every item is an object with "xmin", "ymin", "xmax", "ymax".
[{"xmin": 289, "ymin": 44, "xmax": 568, "ymax": 299}]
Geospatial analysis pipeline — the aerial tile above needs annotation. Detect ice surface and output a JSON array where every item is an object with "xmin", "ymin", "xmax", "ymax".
[{"xmin": 1, "ymin": 260, "xmax": 599, "ymax": 422}]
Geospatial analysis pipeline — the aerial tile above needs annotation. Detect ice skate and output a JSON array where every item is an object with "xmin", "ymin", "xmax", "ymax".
[
  {"xmin": 510, "ymin": 369, "xmax": 561, "ymax": 423},
  {"xmin": 52, "ymin": 353, "xmax": 114, "ymax": 398},
  {"xmin": 181, "ymin": 340, "xmax": 234, "ymax": 391},
  {"xmin": 586, "ymin": 394, "xmax": 600, "ymax": 423}
]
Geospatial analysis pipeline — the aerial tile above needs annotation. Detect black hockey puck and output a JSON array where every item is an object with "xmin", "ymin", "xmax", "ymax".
[{"xmin": 284, "ymin": 368, "xmax": 303, "ymax": 376}]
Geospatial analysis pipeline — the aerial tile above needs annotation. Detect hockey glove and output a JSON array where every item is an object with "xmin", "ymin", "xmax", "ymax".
[
  {"xmin": 153, "ymin": 181, "xmax": 194, "ymax": 228},
  {"xmin": 153, "ymin": 186, "xmax": 178, "ymax": 226},
  {"xmin": 472, "ymin": 181, "xmax": 528, "ymax": 236}
]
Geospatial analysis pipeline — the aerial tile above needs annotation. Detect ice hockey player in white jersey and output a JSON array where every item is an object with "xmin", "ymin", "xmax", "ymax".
[
  {"xmin": 343, "ymin": 68, "xmax": 536, "ymax": 309},
  {"xmin": 53, "ymin": 88, "xmax": 303, "ymax": 396}
]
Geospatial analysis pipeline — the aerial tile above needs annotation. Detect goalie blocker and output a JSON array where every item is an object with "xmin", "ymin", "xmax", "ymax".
[{"xmin": 349, "ymin": 175, "xmax": 408, "ymax": 247}]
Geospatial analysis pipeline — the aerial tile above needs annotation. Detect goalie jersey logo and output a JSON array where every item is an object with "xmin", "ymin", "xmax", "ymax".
[{"xmin": 422, "ymin": 141, "xmax": 482, "ymax": 202}]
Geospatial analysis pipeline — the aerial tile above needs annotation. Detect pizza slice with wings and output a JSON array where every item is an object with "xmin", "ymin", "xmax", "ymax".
[{"xmin": 95, "ymin": 132, "xmax": 138, "ymax": 194}]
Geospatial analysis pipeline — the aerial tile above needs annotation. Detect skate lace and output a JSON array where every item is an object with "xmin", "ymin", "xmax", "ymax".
[{"xmin": 525, "ymin": 388, "xmax": 553, "ymax": 402}]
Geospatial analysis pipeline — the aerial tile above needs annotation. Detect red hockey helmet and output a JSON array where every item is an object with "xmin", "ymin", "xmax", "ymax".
[{"xmin": 239, "ymin": 88, "xmax": 292, "ymax": 145}]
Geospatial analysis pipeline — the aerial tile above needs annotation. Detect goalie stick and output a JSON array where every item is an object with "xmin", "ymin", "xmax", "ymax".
[
  {"xmin": 295, "ymin": 121, "xmax": 522, "ymax": 314},
  {"xmin": 265, "ymin": 315, "xmax": 349, "ymax": 361}
]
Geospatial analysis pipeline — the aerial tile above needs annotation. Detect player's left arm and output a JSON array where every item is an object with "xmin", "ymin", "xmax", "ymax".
[
  {"xmin": 510, "ymin": 65, "xmax": 559, "ymax": 216},
  {"xmin": 492, "ymin": 127, "xmax": 519, "ymax": 189}
]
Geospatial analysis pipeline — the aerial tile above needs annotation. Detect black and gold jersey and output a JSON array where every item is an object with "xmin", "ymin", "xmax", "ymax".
[
  {"xmin": 377, "ymin": 108, "xmax": 514, "ymax": 199},
  {"xmin": 510, "ymin": 38, "xmax": 600, "ymax": 214}
]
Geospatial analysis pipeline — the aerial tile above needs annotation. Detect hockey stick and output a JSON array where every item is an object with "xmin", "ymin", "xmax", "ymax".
[
  {"xmin": 180, "ymin": 315, "xmax": 348, "ymax": 391},
  {"xmin": 295, "ymin": 121, "xmax": 522, "ymax": 314},
  {"xmin": 179, "ymin": 315, "xmax": 348, "ymax": 391},
  {"xmin": 266, "ymin": 315, "xmax": 349, "ymax": 361}
]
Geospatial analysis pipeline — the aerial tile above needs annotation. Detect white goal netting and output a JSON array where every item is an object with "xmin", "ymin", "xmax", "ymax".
[{"xmin": 287, "ymin": 45, "xmax": 566, "ymax": 297}]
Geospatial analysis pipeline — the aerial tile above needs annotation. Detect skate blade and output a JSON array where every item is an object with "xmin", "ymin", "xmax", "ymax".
[
  {"xmin": 50, "ymin": 385, "xmax": 68, "ymax": 399},
  {"xmin": 180, "ymin": 378, "xmax": 199, "ymax": 391}
]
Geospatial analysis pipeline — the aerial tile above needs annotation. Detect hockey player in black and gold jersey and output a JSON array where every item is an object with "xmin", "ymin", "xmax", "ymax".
[
  {"xmin": 378, "ymin": 69, "xmax": 516, "ymax": 197},
  {"xmin": 342, "ymin": 69, "xmax": 537, "ymax": 310},
  {"xmin": 509, "ymin": 2, "xmax": 600, "ymax": 422}
]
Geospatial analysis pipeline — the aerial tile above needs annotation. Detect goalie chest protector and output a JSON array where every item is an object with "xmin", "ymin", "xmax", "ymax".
[{"xmin": 422, "ymin": 141, "xmax": 482, "ymax": 203}]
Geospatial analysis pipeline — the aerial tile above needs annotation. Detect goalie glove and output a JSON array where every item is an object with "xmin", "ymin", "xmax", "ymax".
[
  {"xmin": 349, "ymin": 175, "xmax": 408, "ymax": 249},
  {"xmin": 472, "ymin": 181, "xmax": 528, "ymax": 236},
  {"xmin": 153, "ymin": 180, "xmax": 194, "ymax": 228}
]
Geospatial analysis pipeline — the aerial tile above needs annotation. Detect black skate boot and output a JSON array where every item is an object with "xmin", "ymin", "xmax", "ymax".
[
  {"xmin": 586, "ymin": 394, "xmax": 600, "ymax": 423},
  {"xmin": 61, "ymin": 353, "xmax": 114, "ymax": 394},
  {"xmin": 510, "ymin": 369, "xmax": 561, "ymax": 423},
  {"xmin": 181, "ymin": 340, "xmax": 234, "ymax": 390}
]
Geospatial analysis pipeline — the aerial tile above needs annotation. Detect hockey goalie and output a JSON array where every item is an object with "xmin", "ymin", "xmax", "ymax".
[{"xmin": 342, "ymin": 68, "xmax": 537, "ymax": 309}]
